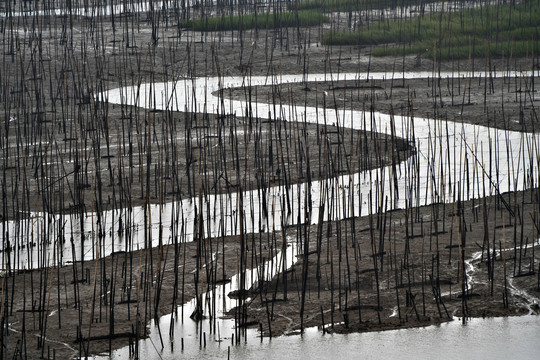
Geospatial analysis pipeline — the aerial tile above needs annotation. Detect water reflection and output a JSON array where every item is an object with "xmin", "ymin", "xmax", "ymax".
[
  {"xmin": 104, "ymin": 313, "xmax": 540, "ymax": 359},
  {"xmin": 2, "ymin": 70, "xmax": 539, "ymax": 357},
  {"xmin": 9, "ymin": 70, "xmax": 535, "ymax": 269},
  {"xmin": 98, "ymin": 70, "xmax": 540, "ymax": 358}
]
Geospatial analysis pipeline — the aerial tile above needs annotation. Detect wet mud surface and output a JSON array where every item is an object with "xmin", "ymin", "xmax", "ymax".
[{"xmin": 1, "ymin": 5, "xmax": 539, "ymax": 359}]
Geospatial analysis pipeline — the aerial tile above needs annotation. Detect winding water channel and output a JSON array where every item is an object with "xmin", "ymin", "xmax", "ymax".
[
  {"xmin": 2, "ymin": 69, "xmax": 540, "ymax": 356},
  {"xmin": 4, "ymin": 70, "xmax": 539, "ymax": 268},
  {"xmin": 95, "ymin": 70, "xmax": 540, "ymax": 358},
  {"xmin": 2, "ymin": 1, "xmax": 539, "ymax": 357}
]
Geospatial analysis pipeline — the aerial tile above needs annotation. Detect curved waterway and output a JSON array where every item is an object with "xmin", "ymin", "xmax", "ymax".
[
  {"xmin": 5, "ymin": 70, "xmax": 538, "ymax": 268},
  {"xmin": 93, "ymin": 71, "xmax": 540, "ymax": 358},
  {"xmin": 2, "ymin": 70, "xmax": 540, "ymax": 356}
]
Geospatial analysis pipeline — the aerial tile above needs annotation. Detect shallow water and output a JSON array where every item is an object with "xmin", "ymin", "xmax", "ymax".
[
  {"xmin": 96, "ymin": 70, "xmax": 540, "ymax": 359},
  {"xmin": 4, "ymin": 70, "xmax": 539, "ymax": 269},
  {"xmin": 2, "ymin": 68, "xmax": 539, "ymax": 356},
  {"xmin": 2, "ymin": 2, "xmax": 539, "ymax": 357},
  {"xmin": 103, "ymin": 313, "xmax": 540, "ymax": 359}
]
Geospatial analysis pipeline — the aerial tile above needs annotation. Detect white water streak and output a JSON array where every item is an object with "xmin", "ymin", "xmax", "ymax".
[{"xmin": 3, "ymin": 70, "xmax": 539, "ymax": 271}]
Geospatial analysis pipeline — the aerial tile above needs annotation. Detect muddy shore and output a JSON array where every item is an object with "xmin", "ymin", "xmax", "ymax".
[
  {"xmin": 1, "ymin": 6, "xmax": 539, "ymax": 359},
  {"xmin": 3, "ymin": 187, "xmax": 539, "ymax": 359},
  {"xmin": 226, "ymin": 188, "xmax": 540, "ymax": 338}
]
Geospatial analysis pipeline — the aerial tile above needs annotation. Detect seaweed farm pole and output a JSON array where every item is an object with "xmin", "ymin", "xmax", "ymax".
[
  {"xmin": 369, "ymin": 191, "xmax": 381, "ymax": 324},
  {"xmin": 238, "ymin": 186, "xmax": 247, "ymax": 339},
  {"xmin": 502, "ymin": 214, "xmax": 509, "ymax": 308},
  {"xmin": 458, "ymin": 188, "xmax": 468, "ymax": 324},
  {"xmin": 300, "ymin": 191, "xmax": 310, "ymax": 332},
  {"xmin": 394, "ymin": 266, "xmax": 402, "ymax": 323},
  {"xmin": 109, "ymin": 252, "xmax": 119, "ymax": 355},
  {"xmin": 0, "ymin": 260, "xmax": 7, "ymax": 359},
  {"xmin": 481, "ymin": 148, "xmax": 494, "ymax": 295},
  {"xmin": 316, "ymin": 181, "xmax": 326, "ymax": 298}
]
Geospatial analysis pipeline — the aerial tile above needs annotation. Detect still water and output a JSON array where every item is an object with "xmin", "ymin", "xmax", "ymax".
[
  {"xmin": 99, "ymin": 71, "xmax": 540, "ymax": 359},
  {"xmin": 104, "ymin": 314, "xmax": 540, "ymax": 359}
]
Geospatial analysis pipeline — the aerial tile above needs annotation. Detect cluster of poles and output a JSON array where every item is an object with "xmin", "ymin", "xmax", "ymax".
[{"xmin": 0, "ymin": 0, "xmax": 539, "ymax": 358}]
